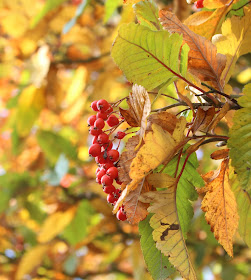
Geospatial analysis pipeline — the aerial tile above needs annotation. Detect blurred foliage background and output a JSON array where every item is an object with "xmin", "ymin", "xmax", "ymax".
[{"xmin": 0, "ymin": 0, "xmax": 250, "ymax": 279}]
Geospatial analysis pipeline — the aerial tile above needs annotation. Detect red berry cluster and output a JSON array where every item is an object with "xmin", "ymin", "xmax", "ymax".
[
  {"xmin": 195, "ymin": 0, "xmax": 204, "ymax": 9},
  {"xmin": 88, "ymin": 99, "xmax": 127, "ymax": 221}
]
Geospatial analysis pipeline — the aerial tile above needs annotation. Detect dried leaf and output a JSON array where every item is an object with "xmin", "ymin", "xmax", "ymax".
[
  {"xmin": 159, "ymin": 10, "xmax": 226, "ymax": 91},
  {"xmin": 191, "ymin": 107, "xmax": 215, "ymax": 133},
  {"xmin": 119, "ymin": 107, "xmax": 139, "ymax": 127},
  {"xmin": 211, "ymin": 149, "xmax": 229, "ymax": 160},
  {"xmin": 201, "ymin": 159, "xmax": 239, "ymax": 256},
  {"xmin": 140, "ymin": 174, "xmax": 197, "ymax": 280},
  {"xmin": 147, "ymin": 111, "xmax": 178, "ymax": 134},
  {"xmin": 123, "ymin": 179, "xmax": 152, "ymax": 224},
  {"xmin": 118, "ymin": 135, "xmax": 140, "ymax": 185},
  {"xmin": 208, "ymin": 102, "xmax": 231, "ymax": 131}
]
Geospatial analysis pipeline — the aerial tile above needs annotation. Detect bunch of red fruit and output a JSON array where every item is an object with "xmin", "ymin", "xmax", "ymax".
[
  {"xmin": 195, "ymin": 0, "xmax": 204, "ymax": 9},
  {"xmin": 88, "ymin": 99, "xmax": 127, "ymax": 221}
]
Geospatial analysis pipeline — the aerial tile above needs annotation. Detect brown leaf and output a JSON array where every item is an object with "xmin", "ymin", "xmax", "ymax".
[
  {"xmin": 119, "ymin": 107, "xmax": 138, "ymax": 127},
  {"xmin": 118, "ymin": 135, "xmax": 140, "ymax": 185},
  {"xmin": 147, "ymin": 111, "xmax": 178, "ymax": 134},
  {"xmin": 159, "ymin": 10, "xmax": 226, "ymax": 91},
  {"xmin": 208, "ymin": 102, "xmax": 231, "ymax": 131},
  {"xmin": 211, "ymin": 149, "xmax": 229, "ymax": 160},
  {"xmin": 191, "ymin": 107, "xmax": 215, "ymax": 133},
  {"xmin": 123, "ymin": 179, "xmax": 153, "ymax": 224},
  {"xmin": 201, "ymin": 159, "xmax": 239, "ymax": 256}
]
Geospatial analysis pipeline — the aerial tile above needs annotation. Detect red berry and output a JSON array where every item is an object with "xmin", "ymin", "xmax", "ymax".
[
  {"xmin": 107, "ymin": 166, "xmax": 118, "ymax": 179},
  {"xmin": 116, "ymin": 178, "xmax": 122, "ymax": 185},
  {"xmin": 101, "ymin": 174, "xmax": 113, "ymax": 186},
  {"xmin": 106, "ymin": 106, "xmax": 113, "ymax": 114},
  {"xmin": 71, "ymin": 0, "xmax": 82, "ymax": 5},
  {"xmin": 116, "ymin": 208, "xmax": 127, "ymax": 221},
  {"xmin": 97, "ymin": 112, "xmax": 108, "ymax": 120},
  {"xmin": 94, "ymin": 118, "xmax": 105, "ymax": 130},
  {"xmin": 91, "ymin": 100, "xmax": 99, "ymax": 111},
  {"xmin": 102, "ymin": 141, "xmax": 113, "ymax": 151},
  {"xmin": 114, "ymin": 188, "xmax": 121, "ymax": 199},
  {"xmin": 107, "ymin": 149, "xmax": 120, "ymax": 162},
  {"xmin": 97, "ymin": 99, "xmax": 110, "ymax": 112},
  {"xmin": 97, "ymin": 169, "xmax": 106, "ymax": 181},
  {"xmin": 115, "ymin": 131, "xmax": 126, "ymax": 139},
  {"xmin": 107, "ymin": 193, "xmax": 117, "ymax": 204},
  {"xmin": 103, "ymin": 184, "xmax": 116, "ymax": 194},
  {"xmin": 98, "ymin": 133, "xmax": 109, "ymax": 144},
  {"xmin": 89, "ymin": 144, "xmax": 102, "ymax": 157},
  {"xmin": 95, "ymin": 152, "xmax": 107, "ymax": 164},
  {"xmin": 107, "ymin": 115, "xmax": 119, "ymax": 127},
  {"xmin": 92, "ymin": 136, "xmax": 98, "ymax": 144},
  {"xmin": 87, "ymin": 115, "xmax": 97, "ymax": 126},
  {"xmin": 89, "ymin": 126, "xmax": 102, "ymax": 136},
  {"xmin": 101, "ymin": 162, "xmax": 114, "ymax": 170},
  {"xmin": 195, "ymin": 0, "xmax": 204, "ymax": 8},
  {"xmin": 96, "ymin": 167, "xmax": 101, "ymax": 174}
]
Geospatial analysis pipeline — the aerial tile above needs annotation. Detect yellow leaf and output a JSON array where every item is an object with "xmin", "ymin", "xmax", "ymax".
[
  {"xmin": 203, "ymin": 0, "xmax": 237, "ymax": 9},
  {"xmin": 15, "ymin": 244, "xmax": 49, "ymax": 280},
  {"xmin": 38, "ymin": 207, "xmax": 76, "ymax": 243},
  {"xmin": 184, "ymin": 7, "xmax": 228, "ymax": 40},
  {"xmin": 130, "ymin": 119, "xmax": 186, "ymax": 185},
  {"xmin": 140, "ymin": 174, "xmax": 197, "ymax": 280},
  {"xmin": 213, "ymin": 6, "xmax": 251, "ymax": 85},
  {"xmin": 201, "ymin": 159, "xmax": 239, "ymax": 257},
  {"xmin": 16, "ymin": 85, "xmax": 45, "ymax": 137},
  {"xmin": 64, "ymin": 66, "xmax": 88, "ymax": 105}
]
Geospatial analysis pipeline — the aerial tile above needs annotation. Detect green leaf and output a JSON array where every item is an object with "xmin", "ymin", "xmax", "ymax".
[
  {"xmin": 228, "ymin": 83, "xmax": 251, "ymax": 194},
  {"xmin": 227, "ymin": 0, "xmax": 249, "ymax": 18},
  {"xmin": 62, "ymin": 200, "xmax": 100, "ymax": 245},
  {"xmin": 161, "ymin": 150, "xmax": 204, "ymax": 238},
  {"xmin": 31, "ymin": 0, "xmax": 67, "ymax": 28},
  {"xmin": 0, "ymin": 172, "xmax": 38, "ymax": 213},
  {"xmin": 139, "ymin": 214, "xmax": 175, "ymax": 280},
  {"xmin": 104, "ymin": 0, "xmax": 122, "ymax": 24},
  {"xmin": 230, "ymin": 168, "xmax": 251, "ymax": 248},
  {"xmin": 133, "ymin": 0, "xmax": 162, "ymax": 31},
  {"xmin": 111, "ymin": 23, "xmax": 189, "ymax": 91},
  {"xmin": 37, "ymin": 130, "xmax": 78, "ymax": 164},
  {"xmin": 63, "ymin": 0, "xmax": 91, "ymax": 34}
]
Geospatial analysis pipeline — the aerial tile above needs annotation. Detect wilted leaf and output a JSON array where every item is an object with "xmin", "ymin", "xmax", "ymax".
[
  {"xmin": 201, "ymin": 159, "xmax": 239, "ymax": 256},
  {"xmin": 229, "ymin": 166, "xmax": 251, "ymax": 248},
  {"xmin": 208, "ymin": 102, "xmax": 231, "ymax": 131},
  {"xmin": 228, "ymin": 83, "xmax": 251, "ymax": 193},
  {"xmin": 159, "ymin": 10, "xmax": 226, "ymax": 91},
  {"xmin": 123, "ymin": 179, "xmax": 152, "ymax": 224},
  {"xmin": 140, "ymin": 174, "xmax": 197, "ymax": 280},
  {"xmin": 139, "ymin": 214, "xmax": 176, "ymax": 280},
  {"xmin": 213, "ymin": 6, "xmax": 251, "ymax": 85},
  {"xmin": 147, "ymin": 111, "xmax": 178, "ymax": 134},
  {"xmin": 184, "ymin": 7, "xmax": 228, "ymax": 40},
  {"xmin": 133, "ymin": 0, "xmax": 162, "ymax": 31},
  {"xmin": 211, "ymin": 149, "xmax": 229, "ymax": 160},
  {"xmin": 111, "ymin": 23, "xmax": 189, "ymax": 91},
  {"xmin": 15, "ymin": 244, "xmax": 49, "ymax": 280},
  {"xmin": 38, "ymin": 207, "xmax": 76, "ymax": 243},
  {"xmin": 191, "ymin": 107, "xmax": 215, "ymax": 133}
]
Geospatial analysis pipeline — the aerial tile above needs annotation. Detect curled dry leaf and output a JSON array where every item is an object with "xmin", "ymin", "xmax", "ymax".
[
  {"xmin": 201, "ymin": 159, "xmax": 239, "ymax": 257},
  {"xmin": 191, "ymin": 107, "xmax": 215, "ymax": 133},
  {"xmin": 208, "ymin": 102, "xmax": 231, "ymax": 131},
  {"xmin": 210, "ymin": 149, "xmax": 229, "ymax": 160},
  {"xmin": 120, "ymin": 84, "xmax": 151, "ymax": 145},
  {"xmin": 159, "ymin": 10, "xmax": 226, "ymax": 91}
]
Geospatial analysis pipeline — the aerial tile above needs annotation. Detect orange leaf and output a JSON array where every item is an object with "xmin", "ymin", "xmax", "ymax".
[
  {"xmin": 147, "ymin": 111, "xmax": 178, "ymax": 134},
  {"xmin": 191, "ymin": 107, "xmax": 215, "ymax": 133},
  {"xmin": 201, "ymin": 159, "xmax": 239, "ymax": 256},
  {"xmin": 159, "ymin": 10, "xmax": 226, "ymax": 91}
]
